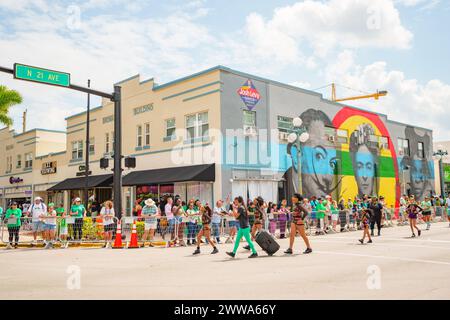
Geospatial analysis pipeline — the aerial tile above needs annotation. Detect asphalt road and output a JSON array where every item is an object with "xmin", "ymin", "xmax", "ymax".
[{"xmin": 1, "ymin": 222, "xmax": 450, "ymax": 300}]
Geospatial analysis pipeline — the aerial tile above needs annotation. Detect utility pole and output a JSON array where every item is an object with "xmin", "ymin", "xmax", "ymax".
[
  {"xmin": 84, "ymin": 79, "xmax": 91, "ymax": 211},
  {"xmin": 22, "ymin": 109, "xmax": 27, "ymax": 133},
  {"xmin": 113, "ymin": 85, "xmax": 123, "ymax": 218}
]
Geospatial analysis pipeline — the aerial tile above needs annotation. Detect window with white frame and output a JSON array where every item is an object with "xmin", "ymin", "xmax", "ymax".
[
  {"xmin": 418, "ymin": 142, "xmax": 425, "ymax": 158},
  {"xmin": 89, "ymin": 137, "xmax": 95, "ymax": 154},
  {"xmin": 397, "ymin": 138, "xmax": 410, "ymax": 156},
  {"xmin": 71, "ymin": 140, "xmax": 83, "ymax": 160},
  {"xmin": 165, "ymin": 118, "xmax": 176, "ymax": 140},
  {"xmin": 6, "ymin": 156, "xmax": 12, "ymax": 172},
  {"xmin": 25, "ymin": 152, "xmax": 33, "ymax": 169},
  {"xmin": 136, "ymin": 125, "xmax": 143, "ymax": 148},
  {"xmin": 144, "ymin": 123, "xmax": 150, "ymax": 146},
  {"xmin": 16, "ymin": 154, "xmax": 22, "ymax": 168},
  {"xmin": 186, "ymin": 112, "xmax": 209, "ymax": 140}
]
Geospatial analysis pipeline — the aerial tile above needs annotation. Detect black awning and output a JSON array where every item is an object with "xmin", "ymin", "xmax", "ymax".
[
  {"xmin": 47, "ymin": 174, "xmax": 113, "ymax": 191},
  {"xmin": 122, "ymin": 164, "xmax": 215, "ymax": 186}
]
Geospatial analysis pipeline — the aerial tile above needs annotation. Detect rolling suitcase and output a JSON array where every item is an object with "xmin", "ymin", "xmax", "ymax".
[{"xmin": 255, "ymin": 230, "xmax": 280, "ymax": 256}]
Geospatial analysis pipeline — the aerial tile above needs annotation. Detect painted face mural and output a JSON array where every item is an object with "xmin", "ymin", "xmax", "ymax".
[
  {"xmin": 400, "ymin": 126, "xmax": 433, "ymax": 200},
  {"xmin": 287, "ymin": 109, "xmax": 342, "ymax": 198},
  {"xmin": 286, "ymin": 107, "xmax": 401, "ymax": 208},
  {"xmin": 349, "ymin": 123, "xmax": 380, "ymax": 197}
]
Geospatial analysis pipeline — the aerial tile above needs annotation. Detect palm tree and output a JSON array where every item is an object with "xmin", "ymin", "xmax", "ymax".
[{"xmin": 0, "ymin": 85, "xmax": 23, "ymax": 127}]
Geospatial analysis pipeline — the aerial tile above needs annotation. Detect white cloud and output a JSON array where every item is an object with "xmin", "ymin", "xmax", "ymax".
[{"xmin": 324, "ymin": 51, "xmax": 450, "ymax": 140}]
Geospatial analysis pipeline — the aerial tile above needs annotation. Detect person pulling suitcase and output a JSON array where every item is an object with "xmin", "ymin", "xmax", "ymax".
[{"xmin": 284, "ymin": 193, "xmax": 312, "ymax": 255}]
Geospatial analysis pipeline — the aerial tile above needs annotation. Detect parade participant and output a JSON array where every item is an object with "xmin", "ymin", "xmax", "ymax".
[
  {"xmin": 141, "ymin": 198, "xmax": 160, "ymax": 247},
  {"xmin": 193, "ymin": 206, "xmax": 218, "ymax": 255},
  {"xmin": 244, "ymin": 197, "xmax": 266, "ymax": 250},
  {"xmin": 284, "ymin": 193, "xmax": 312, "ymax": 254},
  {"xmin": 26, "ymin": 197, "xmax": 47, "ymax": 246},
  {"xmin": 5, "ymin": 202, "xmax": 21, "ymax": 249},
  {"xmin": 56, "ymin": 203, "xmax": 68, "ymax": 249},
  {"xmin": 100, "ymin": 200, "xmax": 115, "ymax": 248},
  {"xmin": 421, "ymin": 196, "xmax": 432, "ymax": 230},
  {"xmin": 277, "ymin": 199, "xmax": 289, "ymax": 239},
  {"xmin": 407, "ymin": 197, "xmax": 422, "ymax": 237},
  {"xmin": 70, "ymin": 198, "xmax": 86, "ymax": 243},
  {"xmin": 369, "ymin": 197, "xmax": 383, "ymax": 237},
  {"xmin": 42, "ymin": 203, "xmax": 57, "ymax": 249},
  {"xmin": 358, "ymin": 206, "xmax": 372, "ymax": 244},
  {"xmin": 226, "ymin": 196, "xmax": 258, "ymax": 259}
]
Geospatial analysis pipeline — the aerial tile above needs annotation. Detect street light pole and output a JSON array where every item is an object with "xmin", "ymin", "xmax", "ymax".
[
  {"xmin": 297, "ymin": 141, "xmax": 302, "ymax": 195},
  {"xmin": 434, "ymin": 146, "xmax": 448, "ymax": 198},
  {"xmin": 84, "ymin": 79, "xmax": 90, "ymax": 211},
  {"xmin": 289, "ymin": 117, "xmax": 309, "ymax": 196}
]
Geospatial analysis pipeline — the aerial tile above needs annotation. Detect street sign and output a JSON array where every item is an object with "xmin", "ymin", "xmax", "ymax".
[{"xmin": 14, "ymin": 63, "xmax": 70, "ymax": 87}]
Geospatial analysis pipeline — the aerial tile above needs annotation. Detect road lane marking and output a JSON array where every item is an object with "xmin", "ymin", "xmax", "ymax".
[{"xmin": 315, "ymin": 250, "xmax": 450, "ymax": 266}]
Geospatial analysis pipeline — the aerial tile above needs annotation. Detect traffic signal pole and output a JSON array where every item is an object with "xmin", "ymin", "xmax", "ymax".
[{"xmin": 0, "ymin": 63, "xmax": 124, "ymax": 219}]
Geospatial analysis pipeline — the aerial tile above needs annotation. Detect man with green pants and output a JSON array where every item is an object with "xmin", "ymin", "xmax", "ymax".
[{"xmin": 226, "ymin": 196, "xmax": 258, "ymax": 259}]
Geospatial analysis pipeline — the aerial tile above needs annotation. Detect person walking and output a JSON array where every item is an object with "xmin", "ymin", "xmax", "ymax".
[
  {"xmin": 70, "ymin": 198, "xmax": 86, "ymax": 243},
  {"xmin": 100, "ymin": 200, "xmax": 115, "ymax": 248},
  {"xmin": 369, "ymin": 197, "xmax": 383, "ymax": 236},
  {"xmin": 26, "ymin": 197, "xmax": 47, "ymax": 247},
  {"xmin": 193, "ymin": 205, "xmax": 219, "ymax": 255},
  {"xmin": 4, "ymin": 202, "xmax": 22, "ymax": 249},
  {"xmin": 284, "ymin": 193, "xmax": 312, "ymax": 254},
  {"xmin": 407, "ymin": 197, "xmax": 422, "ymax": 237},
  {"xmin": 358, "ymin": 206, "xmax": 373, "ymax": 244},
  {"xmin": 421, "ymin": 196, "xmax": 432, "ymax": 230},
  {"xmin": 244, "ymin": 197, "xmax": 265, "ymax": 250},
  {"xmin": 226, "ymin": 196, "xmax": 258, "ymax": 259}
]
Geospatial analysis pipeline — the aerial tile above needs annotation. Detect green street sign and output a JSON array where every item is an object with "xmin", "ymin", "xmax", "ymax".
[{"xmin": 14, "ymin": 63, "xmax": 70, "ymax": 87}]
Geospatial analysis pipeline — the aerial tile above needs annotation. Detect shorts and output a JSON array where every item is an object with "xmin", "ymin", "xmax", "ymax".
[
  {"xmin": 447, "ymin": 209, "xmax": 450, "ymax": 216},
  {"xmin": 44, "ymin": 224, "xmax": 56, "ymax": 231},
  {"xmin": 202, "ymin": 224, "xmax": 211, "ymax": 232},
  {"xmin": 408, "ymin": 213, "xmax": 417, "ymax": 219},
  {"xmin": 331, "ymin": 214, "xmax": 339, "ymax": 221},
  {"xmin": 227, "ymin": 220, "xmax": 237, "ymax": 228},
  {"xmin": 254, "ymin": 219, "xmax": 262, "ymax": 225},
  {"xmin": 32, "ymin": 221, "xmax": 43, "ymax": 232},
  {"xmin": 59, "ymin": 226, "xmax": 68, "ymax": 235},
  {"xmin": 145, "ymin": 222, "xmax": 157, "ymax": 230},
  {"xmin": 104, "ymin": 224, "xmax": 116, "ymax": 233},
  {"xmin": 422, "ymin": 211, "xmax": 431, "ymax": 216}
]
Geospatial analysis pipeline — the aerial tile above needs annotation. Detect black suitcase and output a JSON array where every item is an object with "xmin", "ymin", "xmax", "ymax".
[{"xmin": 255, "ymin": 230, "xmax": 280, "ymax": 256}]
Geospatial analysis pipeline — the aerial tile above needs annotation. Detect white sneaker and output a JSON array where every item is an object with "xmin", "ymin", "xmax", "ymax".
[{"xmin": 64, "ymin": 242, "xmax": 69, "ymax": 249}]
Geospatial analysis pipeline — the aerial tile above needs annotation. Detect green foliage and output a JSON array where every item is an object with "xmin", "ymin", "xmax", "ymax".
[{"xmin": 0, "ymin": 86, "xmax": 23, "ymax": 127}]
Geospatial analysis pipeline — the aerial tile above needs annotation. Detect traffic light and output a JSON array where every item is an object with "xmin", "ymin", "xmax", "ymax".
[
  {"xmin": 100, "ymin": 157, "xmax": 109, "ymax": 169},
  {"xmin": 125, "ymin": 156, "xmax": 136, "ymax": 168}
]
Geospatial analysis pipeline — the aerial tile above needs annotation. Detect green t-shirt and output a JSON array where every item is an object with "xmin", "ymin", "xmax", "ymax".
[
  {"xmin": 316, "ymin": 203, "xmax": 326, "ymax": 219},
  {"xmin": 70, "ymin": 204, "xmax": 85, "ymax": 218},
  {"xmin": 56, "ymin": 207, "xmax": 66, "ymax": 227},
  {"xmin": 421, "ymin": 201, "xmax": 431, "ymax": 212},
  {"xmin": 5, "ymin": 208, "xmax": 22, "ymax": 227}
]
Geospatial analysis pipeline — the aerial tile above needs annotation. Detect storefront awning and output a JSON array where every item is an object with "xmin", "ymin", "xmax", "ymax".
[
  {"xmin": 122, "ymin": 164, "xmax": 215, "ymax": 186},
  {"xmin": 47, "ymin": 174, "xmax": 113, "ymax": 191}
]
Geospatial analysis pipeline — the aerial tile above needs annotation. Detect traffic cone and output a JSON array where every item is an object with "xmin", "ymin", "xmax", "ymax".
[
  {"xmin": 112, "ymin": 219, "xmax": 123, "ymax": 249},
  {"xmin": 128, "ymin": 220, "xmax": 139, "ymax": 249}
]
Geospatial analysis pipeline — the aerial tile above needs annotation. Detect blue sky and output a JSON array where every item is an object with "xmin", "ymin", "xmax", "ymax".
[{"xmin": 0, "ymin": 0, "xmax": 449, "ymax": 140}]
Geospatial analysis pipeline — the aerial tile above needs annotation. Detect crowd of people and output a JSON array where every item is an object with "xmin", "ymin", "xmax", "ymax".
[{"xmin": 1, "ymin": 192, "xmax": 450, "ymax": 257}]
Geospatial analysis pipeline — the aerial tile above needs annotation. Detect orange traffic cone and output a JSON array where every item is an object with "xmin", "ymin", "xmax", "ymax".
[
  {"xmin": 128, "ymin": 220, "xmax": 139, "ymax": 249},
  {"xmin": 112, "ymin": 220, "xmax": 123, "ymax": 249}
]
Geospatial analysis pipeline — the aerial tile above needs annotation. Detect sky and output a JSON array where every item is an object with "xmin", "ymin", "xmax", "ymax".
[{"xmin": 0, "ymin": 0, "xmax": 449, "ymax": 141}]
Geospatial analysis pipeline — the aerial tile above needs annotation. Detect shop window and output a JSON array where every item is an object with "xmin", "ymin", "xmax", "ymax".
[
  {"xmin": 6, "ymin": 156, "xmax": 12, "ymax": 173},
  {"xmin": 89, "ymin": 137, "xmax": 95, "ymax": 154},
  {"xmin": 71, "ymin": 140, "xmax": 83, "ymax": 160}
]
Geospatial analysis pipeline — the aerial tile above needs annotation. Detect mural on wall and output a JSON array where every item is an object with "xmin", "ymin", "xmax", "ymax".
[
  {"xmin": 286, "ymin": 109, "xmax": 342, "ymax": 198},
  {"xmin": 399, "ymin": 126, "xmax": 434, "ymax": 200},
  {"xmin": 286, "ymin": 107, "xmax": 402, "ymax": 207}
]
